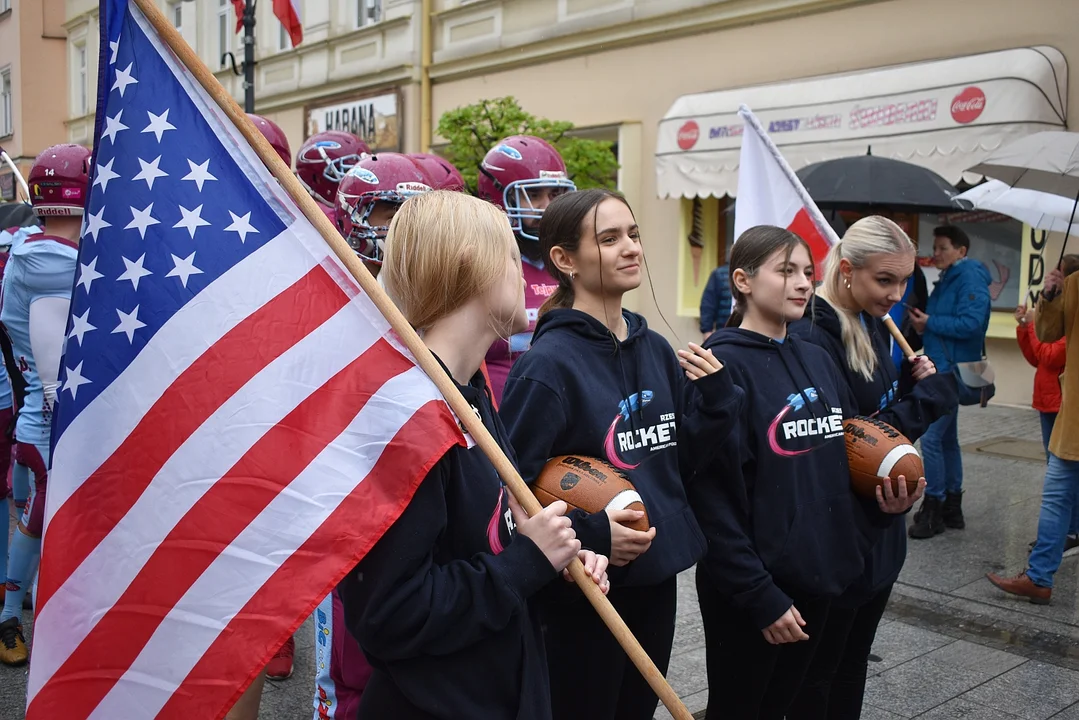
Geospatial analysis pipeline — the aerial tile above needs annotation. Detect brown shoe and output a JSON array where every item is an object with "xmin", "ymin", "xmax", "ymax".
[{"xmin": 986, "ymin": 571, "xmax": 1051, "ymax": 605}]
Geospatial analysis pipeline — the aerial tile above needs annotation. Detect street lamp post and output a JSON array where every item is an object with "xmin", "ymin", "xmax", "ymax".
[{"xmin": 220, "ymin": 0, "xmax": 257, "ymax": 113}]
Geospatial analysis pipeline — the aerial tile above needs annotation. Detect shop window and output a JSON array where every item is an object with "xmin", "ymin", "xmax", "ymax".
[
  {"xmin": 677, "ymin": 195, "xmax": 732, "ymax": 318},
  {"xmin": 918, "ymin": 212, "xmax": 1022, "ymax": 311}
]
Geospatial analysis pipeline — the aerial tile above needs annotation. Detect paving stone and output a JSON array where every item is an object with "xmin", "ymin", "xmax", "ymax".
[{"xmin": 959, "ymin": 661, "xmax": 1079, "ymax": 720}]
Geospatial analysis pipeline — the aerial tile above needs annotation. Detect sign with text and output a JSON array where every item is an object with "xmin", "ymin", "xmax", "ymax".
[{"xmin": 305, "ymin": 91, "xmax": 400, "ymax": 152}]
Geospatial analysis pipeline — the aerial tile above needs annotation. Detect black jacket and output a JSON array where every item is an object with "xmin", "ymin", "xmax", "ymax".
[
  {"xmin": 339, "ymin": 364, "xmax": 556, "ymax": 720},
  {"xmin": 500, "ymin": 309, "xmax": 743, "ymax": 588},
  {"xmin": 790, "ymin": 297, "xmax": 958, "ymax": 603},
  {"xmin": 691, "ymin": 329, "xmax": 887, "ymax": 629}
]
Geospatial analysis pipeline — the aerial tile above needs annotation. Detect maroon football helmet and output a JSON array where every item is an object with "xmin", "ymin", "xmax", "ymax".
[
  {"xmin": 336, "ymin": 153, "xmax": 431, "ymax": 264},
  {"xmin": 477, "ymin": 135, "xmax": 576, "ymax": 241},
  {"xmin": 409, "ymin": 153, "xmax": 466, "ymax": 192},
  {"xmin": 29, "ymin": 144, "xmax": 91, "ymax": 217},
  {"xmin": 295, "ymin": 130, "xmax": 369, "ymax": 205},
  {"xmin": 247, "ymin": 114, "xmax": 291, "ymax": 168}
]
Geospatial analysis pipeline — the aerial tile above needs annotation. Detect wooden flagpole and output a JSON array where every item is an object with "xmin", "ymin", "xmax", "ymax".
[
  {"xmin": 130, "ymin": 1, "xmax": 693, "ymax": 717},
  {"xmin": 882, "ymin": 316, "xmax": 916, "ymax": 359}
]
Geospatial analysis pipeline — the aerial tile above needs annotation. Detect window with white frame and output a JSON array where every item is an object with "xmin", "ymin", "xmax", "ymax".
[
  {"xmin": 0, "ymin": 68, "xmax": 11, "ymax": 137},
  {"xmin": 218, "ymin": 0, "xmax": 232, "ymax": 67},
  {"xmin": 0, "ymin": 0, "xmax": 10, "ymax": 14},
  {"xmin": 356, "ymin": 0, "xmax": 381, "ymax": 28},
  {"xmin": 169, "ymin": 0, "xmax": 182, "ymax": 33},
  {"xmin": 74, "ymin": 43, "xmax": 88, "ymax": 116}
]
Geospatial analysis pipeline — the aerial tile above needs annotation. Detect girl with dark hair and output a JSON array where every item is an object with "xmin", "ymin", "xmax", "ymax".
[
  {"xmin": 690, "ymin": 226, "xmax": 914, "ymax": 720},
  {"xmin": 499, "ymin": 189, "xmax": 743, "ymax": 720}
]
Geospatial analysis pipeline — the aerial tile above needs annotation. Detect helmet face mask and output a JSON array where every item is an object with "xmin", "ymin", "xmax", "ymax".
[
  {"xmin": 336, "ymin": 154, "xmax": 431, "ymax": 265},
  {"xmin": 503, "ymin": 177, "xmax": 576, "ymax": 241},
  {"xmin": 477, "ymin": 135, "xmax": 576, "ymax": 242},
  {"xmin": 296, "ymin": 131, "xmax": 370, "ymax": 205}
]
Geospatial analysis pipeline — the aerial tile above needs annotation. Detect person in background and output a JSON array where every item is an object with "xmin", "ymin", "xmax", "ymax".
[
  {"xmin": 1015, "ymin": 289, "xmax": 1079, "ymax": 555},
  {"xmin": 700, "ymin": 259, "xmax": 733, "ymax": 340},
  {"xmin": 987, "ymin": 255, "xmax": 1079, "ymax": 604},
  {"xmin": 908, "ymin": 225, "xmax": 991, "ymax": 539},
  {"xmin": 477, "ymin": 135, "xmax": 576, "ymax": 404}
]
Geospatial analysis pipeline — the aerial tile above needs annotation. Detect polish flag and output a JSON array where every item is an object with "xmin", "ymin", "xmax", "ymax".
[
  {"xmin": 274, "ymin": 0, "xmax": 303, "ymax": 47},
  {"xmin": 734, "ymin": 105, "xmax": 838, "ymax": 275},
  {"xmin": 233, "ymin": 0, "xmax": 302, "ymax": 47}
]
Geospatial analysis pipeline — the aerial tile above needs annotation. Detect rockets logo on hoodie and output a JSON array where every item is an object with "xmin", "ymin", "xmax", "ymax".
[
  {"xmin": 603, "ymin": 390, "xmax": 679, "ymax": 470},
  {"xmin": 767, "ymin": 386, "xmax": 844, "ymax": 457}
]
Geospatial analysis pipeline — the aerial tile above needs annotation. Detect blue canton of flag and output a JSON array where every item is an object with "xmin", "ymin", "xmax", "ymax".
[{"xmin": 56, "ymin": 1, "xmax": 288, "ymax": 439}]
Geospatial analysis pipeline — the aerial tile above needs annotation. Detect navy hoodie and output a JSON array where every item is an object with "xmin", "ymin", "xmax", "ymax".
[
  {"xmin": 691, "ymin": 329, "xmax": 884, "ymax": 630},
  {"xmin": 338, "ymin": 362, "xmax": 557, "ymax": 720},
  {"xmin": 790, "ymin": 297, "xmax": 958, "ymax": 604},
  {"xmin": 501, "ymin": 309, "xmax": 743, "ymax": 588}
]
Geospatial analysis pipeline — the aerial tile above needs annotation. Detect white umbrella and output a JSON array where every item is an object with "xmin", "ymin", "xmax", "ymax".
[
  {"xmin": 956, "ymin": 180, "xmax": 1079, "ymax": 235},
  {"xmin": 968, "ymin": 131, "xmax": 1079, "ymax": 197},
  {"xmin": 967, "ymin": 131, "xmax": 1079, "ymax": 276}
]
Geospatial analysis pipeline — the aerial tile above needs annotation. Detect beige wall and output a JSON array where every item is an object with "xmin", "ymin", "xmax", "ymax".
[{"xmin": 431, "ymin": 0, "xmax": 1079, "ymax": 408}]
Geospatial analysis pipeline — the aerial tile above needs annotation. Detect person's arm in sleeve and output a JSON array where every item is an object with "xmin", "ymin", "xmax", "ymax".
[
  {"xmin": 925, "ymin": 274, "xmax": 991, "ymax": 340},
  {"xmin": 878, "ymin": 364, "xmax": 958, "ymax": 443},
  {"xmin": 676, "ymin": 364, "xmax": 743, "ymax": 481},
  {"xmin": 28, "ymin": 296, "xmax": 70, "ymax": 413},
  {"xmin": 339, "ymin": 463, "xmax": 557, "ymax": 661},
  {"xmin": 1016, "ymin": 323, "xmax": 1040, "ymax": 368},
  {"xmin": 500, "ymin": 374, "xmax": 611, "ymax": 556},
  {"xmin": 688, "ymin": 426, "xmax": 793, "ymax": 631},
  {"xmin": 699, "ymin": 269, "xmax": 719, "ymax": 334}
]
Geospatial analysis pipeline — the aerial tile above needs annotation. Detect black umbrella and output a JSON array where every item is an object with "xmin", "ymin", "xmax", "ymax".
[
  {"xmin": 0, "ymin": 202, "xmax": 38, "ymax": 232},
  {"xmin": 796, "ymin": 152, "xmax": 966, "ymax": 212}
]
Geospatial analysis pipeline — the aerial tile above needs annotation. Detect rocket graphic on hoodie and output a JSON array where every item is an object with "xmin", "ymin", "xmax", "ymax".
[{"xmin": 690, "ymin": 328, "xmax": 876, "ymax": 630}]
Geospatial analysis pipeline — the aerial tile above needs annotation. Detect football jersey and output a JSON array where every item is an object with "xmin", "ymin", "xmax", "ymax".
[{"xmin": 0, "ymin": 235, "xmax": 78, "ymax": 446}]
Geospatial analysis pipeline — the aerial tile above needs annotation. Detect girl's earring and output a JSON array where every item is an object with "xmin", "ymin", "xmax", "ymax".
[
  {"xmin": 570, "ymin": 271, "xmax": 576, "ymax": 281},
  {"xmin": 844, "ymin": 276, "xmax": 851, "ymax": 290}
]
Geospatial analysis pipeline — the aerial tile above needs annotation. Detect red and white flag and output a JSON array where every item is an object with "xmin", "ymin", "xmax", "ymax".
[
  {"xmin": 734, "ymin": 105, "xmax": 838, "ymax": 272},
  {"xmin": 27, "ymin": 2, "xmax": 454, "ymax": 718},
  {"xmin": 233, "ymin": 0, "xmax": 302, "ymax": 47}
]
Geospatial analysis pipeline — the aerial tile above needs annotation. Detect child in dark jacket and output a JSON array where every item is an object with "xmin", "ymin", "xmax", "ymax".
[
  {"xmin": 787, "ymin": 217, "xmax": 956, "ymax": 720},
  {"xmin": 337, "ymin": 191, "xmax": 609, "ymax": 720},
  {"xmin": 500, "ymin": 189, "xmax": 743, "ymax": 720},
  {"xmin": 690, "ymin": 225, "xmax": 917, "ymax": 720}
]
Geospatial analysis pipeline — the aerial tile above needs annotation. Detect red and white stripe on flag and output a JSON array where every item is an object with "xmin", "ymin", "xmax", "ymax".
[
  {"xmin": 733, "ymin": 106, "xmax": 838, "ymax": 274},
  {"xmin": 275, "ymin": 0, "xmax": 303, "ymax": 47},
  {"xmin": 26, "ymin": 3, "xmax": 455, "ymax": 718}
]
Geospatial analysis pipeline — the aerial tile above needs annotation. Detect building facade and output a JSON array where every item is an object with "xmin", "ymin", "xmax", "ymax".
[
  {"xmin": 61, "ymin": 0, "xmax": 1079, "ymax": 407},
  {"xmin": 0, "ymin": 0, "xmax": 68, "ymax": 201}
]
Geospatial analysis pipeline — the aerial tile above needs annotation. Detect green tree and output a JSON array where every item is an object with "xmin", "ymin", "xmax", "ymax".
[{"xmin": 436, "ymin": 96, "xmax": 619, "ymax": 194}]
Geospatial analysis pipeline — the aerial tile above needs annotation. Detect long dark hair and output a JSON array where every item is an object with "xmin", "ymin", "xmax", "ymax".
[
  {"xmin": 537, "ymin": 188, "xmax": 634, "ymax": 317},
  {"xmin": 726, "ymin": 225, "xmax": 811, "ymax": 328}
]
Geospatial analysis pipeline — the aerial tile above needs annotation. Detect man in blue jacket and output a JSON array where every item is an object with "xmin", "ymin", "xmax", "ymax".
[{"xmin": 907, "ymin": 225, "xmax": 991, "ymax": 539}]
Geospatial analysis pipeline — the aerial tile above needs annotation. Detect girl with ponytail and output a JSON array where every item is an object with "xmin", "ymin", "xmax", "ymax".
[
  {"xmin": 500, "ymin": 188, "xmax": 743, "ymax": 720},
  {"xmin": 786, "ymin": 216, "xmax": 957, "ymax": 719}
]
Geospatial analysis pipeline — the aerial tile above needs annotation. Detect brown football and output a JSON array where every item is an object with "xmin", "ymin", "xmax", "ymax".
[
  {"xmin": 531, "ymin": 455, "xmax": 649, "ymax": 532},
  {"xmin": 844, "ymin": 417, "xmax": 923, "ymax": 500}
]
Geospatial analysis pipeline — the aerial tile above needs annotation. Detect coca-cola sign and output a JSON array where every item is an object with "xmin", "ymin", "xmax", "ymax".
[
  {"xmin": 677, "ymin": 121, "xmax": 700, "ymax": 151},
  {"xmin": 951, "ymin": 87, "xmax": 986, "ymax": 124}
]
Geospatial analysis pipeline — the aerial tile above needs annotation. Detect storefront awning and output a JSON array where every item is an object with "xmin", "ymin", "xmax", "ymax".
[{"xmin": 655, "ymin": 46, "xmax": 1067, "ymax": 199}]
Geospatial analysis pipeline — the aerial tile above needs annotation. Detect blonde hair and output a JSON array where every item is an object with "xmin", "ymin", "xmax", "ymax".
[
  {"xmin": 381, "ymin": 190, "xmax": 516, "ymax": 331},
  {"xmin": 818, "ymin": 216, "xmax": 915, "ymax": 380}
]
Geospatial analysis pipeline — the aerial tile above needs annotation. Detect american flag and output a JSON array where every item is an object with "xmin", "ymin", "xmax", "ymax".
[{"xmin": 26, "ymin": 1, "xmax": 463, "ymax": 718}]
